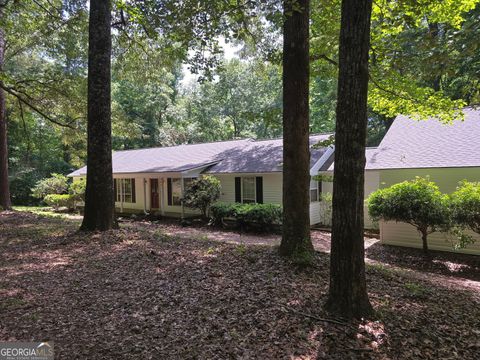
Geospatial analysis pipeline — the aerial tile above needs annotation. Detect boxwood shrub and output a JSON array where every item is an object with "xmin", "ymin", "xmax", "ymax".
[
  {"xmin": 210, "ymin": 202, "xmax": 282, "ymax": 232},
  {"xmin": 44, "ymin": 194, "xmax": 75, "ymax": 210}
]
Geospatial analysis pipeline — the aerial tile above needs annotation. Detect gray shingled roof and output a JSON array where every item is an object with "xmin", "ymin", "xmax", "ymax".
[
  {"xmin": 69, "ymin": 135, "xmax": 332, "ymax": 176},
  {"xmin": 206, "ymin": 134, "xmax": 332, "ymax": 173},
  {"xmin": 365, "ymin": 108, "xmax": 480, "ymax": 170},
  {"xmin": 325, "ymin": 147, "xmax": 378, "ymax": 172}
]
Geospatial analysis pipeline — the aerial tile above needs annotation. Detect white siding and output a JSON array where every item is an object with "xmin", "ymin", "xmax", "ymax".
[
  {"xmin": 317, "ymin": 170, "xmax": 379, "ymax": 229},
  {"xmin": 309, "ymin": 202, "xmax": 321, "ymax": 225},
  {"xmin": 213, "ymin": 173, "xmax": 283, "ymax": 204},
  {"xmin": 379, "ymin": 167, "xmax": 480, "ymax": 255},
  {"xmin": 380, "ymin": 221, "xmax": 480, "ymax": 255}
]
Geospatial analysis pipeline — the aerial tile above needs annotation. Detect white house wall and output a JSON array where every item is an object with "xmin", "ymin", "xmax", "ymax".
[
  {"xmin": 318, "ymin": 170, "xmax": 379, "ymax": 229},
  {"xmin": 379, "ymin": 167, "xmax": 480, "ymax": 255}
]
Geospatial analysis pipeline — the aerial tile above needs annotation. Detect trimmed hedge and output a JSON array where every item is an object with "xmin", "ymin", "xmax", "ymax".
[
  {"xmin": 210, "ymin": 202, "xmax": 282, "ymax": 231},
  {"xmin": 44, "ymin": 194, "xmax": 75, "ymax": 210}
]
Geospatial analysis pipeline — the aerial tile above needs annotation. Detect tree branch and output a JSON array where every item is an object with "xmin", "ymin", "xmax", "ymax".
[
  {"xmin": 309, "ymin": 53, "xmax": 338, "ymax": 66},
  {"xmin": 0, "ymin": 83, "xmax": 76, "ymax": 129}
]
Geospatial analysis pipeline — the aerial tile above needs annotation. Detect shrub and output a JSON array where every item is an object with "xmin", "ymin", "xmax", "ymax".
[
  {"xmin": 450, "ymin": 181, "xmax": 480, "ymax": 235},
  {"xmin": 69, "ymin": 178, "xmax": 86, "ymax": 203},
  {"xmin": 9, "ymin": 170, "xmax": 42, "ymax": 205},
  {"xmin": 368, "ymin": 177, "xmax": 450, "ymax": 254},
  {"xmin": 31, "ymin": 174, "xmax": 69, "ymax": 200},
  {"xmin": 44, "ymin": 194, "xmax": 74, "ymax": 210},
  {"xmin": 182, "ymin": 176, "xmax": 221, "ymax": 218},
  {"xmin": 210, "ymin": 202, "xmax": 282, "ymax": 231}
]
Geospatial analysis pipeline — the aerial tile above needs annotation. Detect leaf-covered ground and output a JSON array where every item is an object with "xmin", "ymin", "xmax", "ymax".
[{"xmin": 0, "ymin": 211, "xmax": 479, "ymax": 359}]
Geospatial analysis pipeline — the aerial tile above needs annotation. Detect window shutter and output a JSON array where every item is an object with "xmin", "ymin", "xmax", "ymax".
[
  {"xmin": 235, "ymin": 177, "xmax": 241, "ymax": 203},
  {"xmin": 256, "ymin": 177, "xmax": 263, "ymax": 204},
  {"xmin": 113, "ymin": 179, "xmax": 117, "ymax": 202},
  {"xmin": 131, "ymin": 178, "xmax": 136, "ymax": 203},
  {"xmin": 167, "ymin": 178, "xmax": 172, "ymax": 206},
  {"xmin": 318, "ymin": 180, "xmax": 322, "ymax": 201}
]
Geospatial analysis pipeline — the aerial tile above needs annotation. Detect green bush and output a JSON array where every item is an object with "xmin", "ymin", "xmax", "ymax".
[
  {"xmin": 182, "ymin": 176, "xmax": 221, "ymax": 218},
  {"xmin": 368, "ymin": 177, "xmax": 450, "ymax": 254},
  {"xmin": 31, "ymin": 173, "xmax": 69, "ymax": 200},
  {"xmin": 9, "ymin": 170, "xmax": 42, "ymax": 205},
  {"xmin": 210, "ymin": 202, "xmax": 282, "ymax": 231},
  {"xmin": 450, "ymin": 181, "xmax": 480, "ymax": 234},
  {"xmin": 44, "ymin": 194, "xmax": 74, "ymax": 210},
  {"xmin": 69, "ymin": 178, "xmax": 86, "ymax": 203}
]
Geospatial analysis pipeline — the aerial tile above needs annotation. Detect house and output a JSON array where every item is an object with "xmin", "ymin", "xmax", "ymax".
[
  {"xmin": 69, "ymin": 135, "xmax": 334, "ymax": 225},
  {"xmin": 365, "ymin": 108, "xmax": 480, "ymax": 254}
]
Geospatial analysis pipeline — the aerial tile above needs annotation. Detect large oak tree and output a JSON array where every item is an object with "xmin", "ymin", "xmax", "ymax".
[
  {"xmin": 325, "ymin": 0, "xmax": 373, "ymax": 318},
  {"xmin": 279, "ymin": 0, "xmax": 314, "ymax": 261},
  {"xmin": 80, "ymin": 0, "xmax": 115, "ymax": 231}
]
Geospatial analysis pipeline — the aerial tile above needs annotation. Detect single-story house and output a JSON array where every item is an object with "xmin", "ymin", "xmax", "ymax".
[
  {"xmin": 69, "ymin": 108, "xmax": 480, "ymax": 254},
  {"xmin": 364, "ymin": 108, "xmax": 480, "ymax": 254},
  {"xmin": 69, "ymin": 135, "xmax": 335, "ymax": 226}
]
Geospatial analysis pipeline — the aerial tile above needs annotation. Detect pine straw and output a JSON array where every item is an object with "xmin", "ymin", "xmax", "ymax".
[{"xmin": 0, "ymin": 211, "xmax": 479, "ymax": 359}]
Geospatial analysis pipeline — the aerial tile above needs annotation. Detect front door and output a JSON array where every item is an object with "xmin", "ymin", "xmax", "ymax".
[{"xmin": 150, "ymin": 179, "xmax": 159, "ymax": 209}]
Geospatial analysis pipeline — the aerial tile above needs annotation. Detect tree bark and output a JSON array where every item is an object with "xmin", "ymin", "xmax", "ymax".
[
  {"xmin": 421, "ymin": 229, "xmax": 429, "ymax": 254},
  {"xmin": 80, "ymin": 0, "xmax": 115, "ymax": 231},
  {"xmin": 0, "ymin": 8, "xmax": 11, "ymax": 210},
  {"xmin": 325, "ymin": 0, "xmax": 373, "ymax": 318},
  {"xmin": 279, "ymin": 0, "xmax": 313, "ymax": 261}
]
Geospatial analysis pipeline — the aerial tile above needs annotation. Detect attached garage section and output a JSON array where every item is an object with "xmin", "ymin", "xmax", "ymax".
[{"xmin": 378, "ymin": 167, "xmax": 480, "ymax": 255}]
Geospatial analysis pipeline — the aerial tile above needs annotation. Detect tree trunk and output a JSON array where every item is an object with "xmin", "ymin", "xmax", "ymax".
[
  {"xmin": 279, "ymin": 0, "xmax": 313, "ymax": 261},
  {"xmin": 325, "ymin": 0, "xmax": 373, "ymax": 318},
  {"xmin": 421, "ymin": 229, "xmax": 429, "ymax": 255},
  {"xmin": 0, "ymin": 12, "xmax": 11, "ymax": 210},
  {"xmin": 80, "ymin": 0, "xmax": 116, "ymax": 231}
]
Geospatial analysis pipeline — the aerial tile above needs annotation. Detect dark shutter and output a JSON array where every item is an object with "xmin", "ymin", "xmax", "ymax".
[
  {"xmin": 318, "ymin": 180, "xmax": 322, "ymax": 201},
  {"xmin": 235, "ymin": 177, "xmax": 241, "ymax": 203},
  {"xmin": 113, "ymin": 179, "xmax": 117, "ymax": 202},
  {"xmin": 167, "ymin": 178, "xmax": 172, "ymax": 206},
  {"xmin": 131, "ymin": 178, "xmax": 136, "ymax": 203},
  {"xmin": 256, "ymin": 177, "xmax": 263, "ymax": 204}
]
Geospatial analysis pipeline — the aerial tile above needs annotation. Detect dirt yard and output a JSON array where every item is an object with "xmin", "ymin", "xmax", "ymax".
[{"xmin": 1, "ymin": 211, "xmax": 479, "ymax": 359}]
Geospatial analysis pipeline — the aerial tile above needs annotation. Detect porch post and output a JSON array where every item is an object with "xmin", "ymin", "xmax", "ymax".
[
  {"xmin": 180, "ymin": 177, "xmax": 185, "ymax": 220},
  {"xmin": 143, "ymin": 178, "xmax": 147, "ymax": 213},
  {"xmin": 120, "ymin": 178, "xmax": 124, "ymax": 213}
]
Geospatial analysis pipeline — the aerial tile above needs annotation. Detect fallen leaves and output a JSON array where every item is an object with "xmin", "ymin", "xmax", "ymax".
[{"xmin": 0, "ymin": 211, "xmax": 479, "ymax": 359}]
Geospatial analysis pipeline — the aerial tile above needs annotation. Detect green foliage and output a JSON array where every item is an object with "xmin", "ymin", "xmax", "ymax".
[
  {"xmin": 182, "ymin": 176, "xmax": 221, "ymax": 218},
  {"xmin": 69, "ymin": 178, "xmax": 86, "ymax": 202},
  {"xmin": 9, "ymin": 170, "xmax": 42, "ymax": 205},
  {"xmin": 31, "ymin": 174, "xmax": 69, "ymax": 200},
  {"xmin": 210, "ymin": 202, "xmax": 282, "ymax": 231},
  {"xmin": 43, "ymin": 194, "xmax": 74, "ymax": 210},
  {"xmin": 368, "ymin": 177, "xmax": 451, "ymax": 249},
  {"xmin": 450, "ymin": 181, "xmax": 480, "ymax": 234},
  {"xmin": 319, "ymin": 192, "xmax": 333, "ymax": 226}
]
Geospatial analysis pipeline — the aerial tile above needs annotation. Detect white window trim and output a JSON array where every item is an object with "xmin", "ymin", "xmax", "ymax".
[
  {"xmin": 115, "ymin": 178, "xmax": 134, "ymax": 204},
  {"xmin": 241, "ymin": 176, "xmax": 256, "ymax": 204},
  {"xmin": 310, "ymin": 179, "xmax": 320, "ymax": 203},
  {"xmin": 171, "ymin": 178, "xmax": 182, "ymax": 206}
]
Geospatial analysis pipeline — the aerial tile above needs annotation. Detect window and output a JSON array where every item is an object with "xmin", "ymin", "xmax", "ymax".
[
  {"xmin": 115, "ymin": 178, "xmax": 136, "ymax": 203},
  {"xmin": 171, "ymin": 178, "xmax": 182, "ymax": 206},
  {"xmin": 242, "ymin": 177, "xmax": 256, "ymax": 203},
  {"xmin": 183, "ymin": 177, "xmax": 197, "ymax": 191},
  {"xmin": 310, "ymin": 178, "xmax": 320, "ymax": 203}
]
